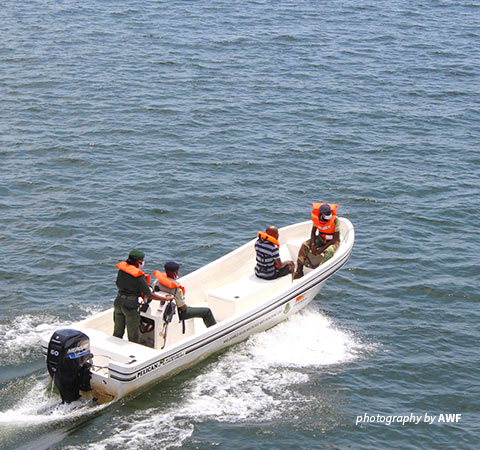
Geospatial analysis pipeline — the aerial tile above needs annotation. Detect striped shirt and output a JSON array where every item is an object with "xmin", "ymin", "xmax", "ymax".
[{"xmin": 255, "ymin": 238, "xmax": 279, "ymax": 279}]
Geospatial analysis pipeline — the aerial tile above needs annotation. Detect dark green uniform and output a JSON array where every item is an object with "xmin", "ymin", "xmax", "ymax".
[{"xmin": 113, "ymin": 267, "xmax": 151, "ymax": 343}]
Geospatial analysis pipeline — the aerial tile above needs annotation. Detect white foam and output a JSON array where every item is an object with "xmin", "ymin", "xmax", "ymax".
[
  {"xmin": 0, "ymin": 305, "xmax": 104, "ymax": 364},
  {"xmin": 247, "ymin": 307, "xmax": 361, "ymax": 367},
  {"xmin": 0, "ymin": 378, "xmax": 110, "ymax": 426},
  {"xmin": 0, "ymin": 314, "xmax": 67, "ymax": 364},
  {"xmin": 0, "ymin": 305, "xmax": 110, "ymax": 427},
  {"xmin": 78, "ymin": 308, "xmax": 365, "ymax": 449}
]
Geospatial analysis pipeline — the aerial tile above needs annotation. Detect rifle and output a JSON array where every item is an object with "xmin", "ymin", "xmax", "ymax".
[{"xmin": 161, "ymin": 300, "xmax": 176, "ymax": 349}]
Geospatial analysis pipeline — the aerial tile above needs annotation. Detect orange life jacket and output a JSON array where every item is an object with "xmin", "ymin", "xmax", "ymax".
[
  {"xmin": 115, "ymin": 261, "xmax": 151, "ymax": 285},
  {"xmin": 311, "ymin": 202, "xmax": 338, "ymax": 243},
  {"xmin": 152, "ymin": 270, "xmax": 186, "ymax": 295},
  {"xmin": 257, "ymin": 231, "xmax": 280, "ymax": 247}
]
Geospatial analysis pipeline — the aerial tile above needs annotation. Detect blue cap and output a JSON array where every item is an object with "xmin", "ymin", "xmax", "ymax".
[
  {"xmin": 164, "ymin": 261, "xmax": 180, "ymax": 272},
  {"xmin": 319, "ymin": 204, "xmax": 331, "ymax": 215}
]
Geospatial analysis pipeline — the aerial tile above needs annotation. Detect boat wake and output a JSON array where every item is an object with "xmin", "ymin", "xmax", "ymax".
[
  {"xmin": 71, "ymin": 307, "xmax": 366, "ymax": 449},
  {"xmin": 0, "ymin": 306, "xmax": 103, "ymax": 366},
  {"xmin": 0, "ymin": 375, "xmax": 110, "ymax": 428},
  {"xmin": 0, "ymin": 374, "xmax": 111, "ymax": 450},
  {"xmin": 0, "ymin": 314, "xmax": 68, "ymax": 365},
  {"xmin": 0, "ymin": 306, "xmax": 111, "ymax": 450}
]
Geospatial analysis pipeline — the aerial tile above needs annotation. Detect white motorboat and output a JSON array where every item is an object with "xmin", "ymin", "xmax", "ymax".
[{"xmin": 41, "ymin": 218, "xmax": 354, "ymax": 404}]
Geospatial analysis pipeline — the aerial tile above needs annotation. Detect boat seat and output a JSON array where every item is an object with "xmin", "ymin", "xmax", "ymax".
[
  {"xmin": 80, "ymin": 328, "xmax": 158, "ymax": 365},
  {"xmin": 206, "ymin": 273, "xmax": 291, "ymax": 321}
]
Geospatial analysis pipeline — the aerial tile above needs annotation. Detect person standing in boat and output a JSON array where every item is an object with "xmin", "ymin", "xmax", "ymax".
[
  {"xmin": 152, "ymin": 261, "xmax": 217, "ymax": 328},
  {"xmin": 294, "ymin": 203, "xmax": 341, "ymax": 279},
  {"xmin": 114, "ymin": 249, "xmax": 173, "ymax": 343},
  {"xmin": 254, "ymin": 225, "xmax": 295, "ymax": 280}
]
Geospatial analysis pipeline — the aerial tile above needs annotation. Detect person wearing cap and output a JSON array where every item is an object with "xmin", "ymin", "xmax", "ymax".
[
  {"xmin": 114, "ymin": 249, "xmax": 174, "ymax": 343},
  {"xmin": 255, "ymin": 225, "xmax": 295, "ymax": 280},
  {"xmin": 294, "ymin": 203, "xmax": 341, "ymax": 279},
  {"xmin": 152, "ymin": 261, "xmax": 217, "ymax": 328}
]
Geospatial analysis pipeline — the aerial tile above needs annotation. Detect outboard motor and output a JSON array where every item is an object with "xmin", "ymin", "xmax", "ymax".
[{"xmin": 46, "ymin": 329, "xmax": 93, "ymax": 403}]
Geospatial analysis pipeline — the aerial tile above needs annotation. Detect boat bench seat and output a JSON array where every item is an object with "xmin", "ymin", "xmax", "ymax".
[
  {"xmin": 206, "ymin": 273, "xmax": 291, "ymax": 321},
  {"xmin": 285, "ymin": 238, "xmax": 306, "ymax": 260},
  {"xmin": 81, "ymin": 327, "xmax": 159, "ymax": 366}
]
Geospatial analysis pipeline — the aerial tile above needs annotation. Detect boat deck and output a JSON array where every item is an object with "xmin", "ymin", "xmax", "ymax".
[{"xmin": 206, "ymin": 272, "xmax": 292, "ymax": 322}]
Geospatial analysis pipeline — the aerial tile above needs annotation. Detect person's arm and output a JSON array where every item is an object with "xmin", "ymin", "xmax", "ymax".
[
  {"xmin": 323, "ymin": 231, "xmax": 340, "ymax": 250},
  {"xmin": 140, "ymin": 276, "xmax": 173, "ymax": 302},
  {"xmin": 310, "ymin": 225, "xmax": 317, "ymax": 242},
  {"xmin": 319, "ymin": 219, "xmax": 341, "ymax": 252},
  {"xmin": 149, "ymin": 291, "xmax": 174, "ymax": 301},
  {"xmin": 310, "ymin": 225, "xmax": 323, "ymax": 255},
  {"xmin": 274, "ymin": 258, "xmax": 295, "ymax": 272},
  {"xmin": 153, "ymin": 281, "xmax": 185, "ymax": 309},
  {"xmin": 273, "ymin": 245, "xmax": 295, "ymax": 273},
  {"xmin": 174, "ymin": 288, "xmax": 188, "ymax": 311}
]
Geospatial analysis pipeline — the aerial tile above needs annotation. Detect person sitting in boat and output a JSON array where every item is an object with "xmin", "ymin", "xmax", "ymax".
[
  {"xmin": 114, "ymin": 249, "xmax": 174, "ymax": 343},
  {"xmin": 152, "ymin": 261, "xmax": 217, "ymax": 328},
  {"xmin": 254, "ymin": 225, "xmax": 295, "ymax": 280},
  {"xmin": 294, "ymin": 203, "xmax": 341, "ymax": 279}
]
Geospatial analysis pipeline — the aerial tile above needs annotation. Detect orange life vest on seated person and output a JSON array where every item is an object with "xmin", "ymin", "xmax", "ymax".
[
  {"xmin": 115, "ymin": 261, "xmax": 151, "ymax": 285},
  {"xmin": 257, "ymin": 231, "xmax": 280, "ymax": 248},
  {"xmin": 311, "ymin": 202, "xmax": 338, "ymax": 243},
  {"xmin": 152, "ymin": 270, "xmax": 186, "ymax": 295}
]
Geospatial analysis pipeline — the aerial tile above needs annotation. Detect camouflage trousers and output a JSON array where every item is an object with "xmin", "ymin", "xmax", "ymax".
[{"xmin": 297, "ymin": 238, "xmax": 340, "ymax": 268}]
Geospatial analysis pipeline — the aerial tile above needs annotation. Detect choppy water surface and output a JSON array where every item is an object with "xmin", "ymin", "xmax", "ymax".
[{"xmin": 1, "ymin": 0, "xmax": 479, "ymax": 448}]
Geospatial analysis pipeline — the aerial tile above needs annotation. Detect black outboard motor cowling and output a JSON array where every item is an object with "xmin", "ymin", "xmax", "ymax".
[{"xmin": 46, "ymin": 329, "xmax": 93, "ymax": 403}]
